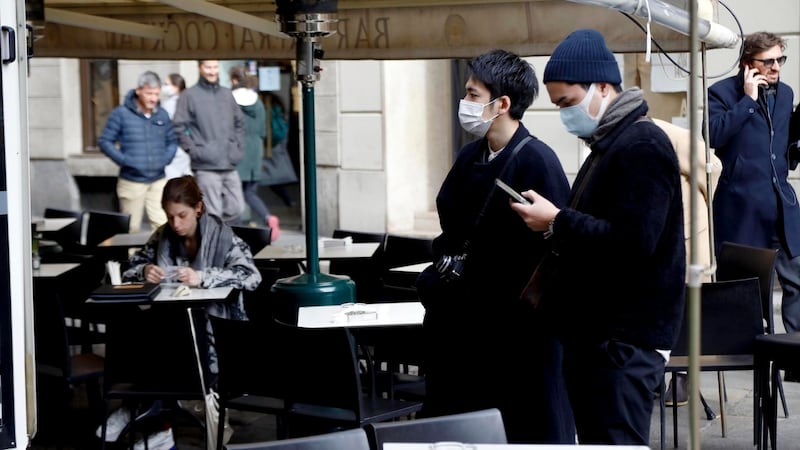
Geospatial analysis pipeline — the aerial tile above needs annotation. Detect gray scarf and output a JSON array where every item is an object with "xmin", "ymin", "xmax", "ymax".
[
  {"xmin": 584, "ymin": 87, "xmax": 645, "ymax": 146},
  {"xmin": 156, "ymin": 213, "xmax": 232, "ymax": 270}
]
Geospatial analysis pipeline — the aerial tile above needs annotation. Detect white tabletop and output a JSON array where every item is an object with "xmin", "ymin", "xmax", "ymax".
[
  {"xmin": 97, "ymin": 231, "xmax": 152, "ymax": 248},
  {"xmin": 383, "ymin": 444, "xmax": 649, "ymax": 450},
  {"xmin": 152, "ymin": 285, "xmax": 234, "ymax": 303},
  {"xmin": 33, "ymin": 217, "xmax": 77, "ymax": 233},
  {"xmin": 389, "ymin": 262, "xmax": 431, "ymax": 274},
  {"xmin": 33, "ymin": 263, "xmax": 81, "ymax": 278},
  {"xmin": 254, "ymin": 242, "xmax": 380, "ymax": 261},
  {"xmin": 297, "ymin": 301, "xmax": 424, "ymax": 328}
]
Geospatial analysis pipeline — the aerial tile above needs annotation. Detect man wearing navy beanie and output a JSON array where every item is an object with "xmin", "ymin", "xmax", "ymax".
[{"xmin": 511, "ymin": 29, "xmax": 686, "ymax": 445}]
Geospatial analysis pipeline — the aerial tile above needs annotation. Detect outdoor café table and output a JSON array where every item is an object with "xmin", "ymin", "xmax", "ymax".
[
  {"xmin": 96, "ymin": 231, "xmax": 152, "ymax": 260},
  {"xmin": 32, "ymin": 217, "xmax": 77, "ymax": 233},
  {"xmin": 86, "ymin": 285, "xmax": 235, "ymax": 433},
  {"xmin": 383, "ymin": 444, "xmax": 650, "ymax": 450},
  {"xmin": 253, "ymin": 241, "xmax": 380, "ymax": 263},
  {"xmin": 297, "ymin": 301, "xmax": 425, "ymax": 329},
  {"xmin": 33, "ymin": 262, "xmax": 81, "ymax": 279}
]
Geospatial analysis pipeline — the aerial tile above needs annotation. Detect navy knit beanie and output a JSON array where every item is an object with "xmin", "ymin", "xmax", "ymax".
[{"xmin": 543, "ymin": 29, "xmax": 621, "ymax": 85}]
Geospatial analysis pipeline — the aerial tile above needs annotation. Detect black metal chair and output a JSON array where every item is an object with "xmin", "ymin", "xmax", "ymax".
[
  {"xmin": 660, "ymin": 277, "xmax": 764, "ymax": 449},
  {"xmin": 717, "ymin": 241, "xmax": 786, "ymax": 420},
  {"xmin": 232, "ymin": 225, "xmax": 273, "ymax": 255},
  {"xmin": 329, "ymin": 229, "xmax": 387, "ymax": 302},
  {"xmin": 97, "ymin": 305, "xmax": 209, "ymax": 449},
  {"xmin": 381, "ymin": 234, "xmax": 433, "ymax": 301},
  {"xmin": 755, "ymin": 332, "xmax": 800, "ymax": 449},
  {"xmin": 274, "ymin": 320, "xmax": 423, "ymax": 438},
  {"xmin": 208, "ymin": 315, "xmax": 288, "ymax": 450},
  {"xmin": 226, "ymin": 428, "xmax": 371, "ymax": 450},
  {"xmin": 32, "ymin": 276, "xmax": 105, "ymax": 448},
  {"xmin": 365, "ymin": 408, "xmax": 507, "ymax": 450}
]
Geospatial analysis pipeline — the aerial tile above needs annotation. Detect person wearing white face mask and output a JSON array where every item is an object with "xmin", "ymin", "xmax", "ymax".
[
  {"xmin": 510, "ymin": 29, "xmax": 685, "ymax": 445},
  {"xmin": 416, "ymin": 49, "xmax": 574, "ymax": 443},
  {"xmin": 162, "ymin": 73, "xmax": 192, "ymax": 180}
]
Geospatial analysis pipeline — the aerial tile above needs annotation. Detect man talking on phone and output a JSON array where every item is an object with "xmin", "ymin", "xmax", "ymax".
[{"xmin": 707, "ymin": 31, "xmax": 800, "ymax": 382}]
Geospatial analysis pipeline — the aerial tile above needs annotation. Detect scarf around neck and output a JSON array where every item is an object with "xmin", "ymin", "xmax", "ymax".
[{"xmin": 584, "ymin": 87, "xmax": 645, "ymax": 146}]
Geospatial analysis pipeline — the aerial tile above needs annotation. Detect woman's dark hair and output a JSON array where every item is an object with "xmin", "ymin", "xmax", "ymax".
[
  {"xmin": 162, "ymin": 175, "xmax": 204, "ymax": 210},
  {"xmin": 168, "ymin": 73, "xmax": 186, "ymax": 92},
  {"xmin": 229, "ymin": 66, "xmax": 248, "ymax": 87},
  {"xmin": 467, "ymin": 49, "xmax": 538, "ymax": 120}
]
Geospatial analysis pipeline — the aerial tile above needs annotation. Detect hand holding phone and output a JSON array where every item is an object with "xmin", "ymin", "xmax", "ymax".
[{"xmin": 495, "ymin": 179, "xmax": 531, "ymax": 205}]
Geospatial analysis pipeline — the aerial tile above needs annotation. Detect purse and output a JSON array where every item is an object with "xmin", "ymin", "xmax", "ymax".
[
  {"xmin": 519, "ymin": 149, "xmax": 603, "ymax": 308},
  {"xmin": 261, "ymin": 141, "xmax": 298, "ymax": 186}
]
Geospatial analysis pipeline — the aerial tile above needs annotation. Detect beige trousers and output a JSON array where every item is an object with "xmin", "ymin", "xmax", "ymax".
[{"xmin": 116, "ymin": 177, "xmax": 168, "ymax": 233}]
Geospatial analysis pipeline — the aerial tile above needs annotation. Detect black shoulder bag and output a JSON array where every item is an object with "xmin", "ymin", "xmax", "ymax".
[{"xmin": 435, "ymin": 136, "xmax": 532, "ymax": 281}]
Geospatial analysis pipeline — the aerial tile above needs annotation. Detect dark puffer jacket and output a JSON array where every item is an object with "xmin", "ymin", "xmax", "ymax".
[{"xmin": 98, "ymin": 89, "xmax": 177, "ymax": 183}]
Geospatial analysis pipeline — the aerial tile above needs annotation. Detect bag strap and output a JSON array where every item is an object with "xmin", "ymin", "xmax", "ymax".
[{"xmin": 463, "ymin": 135, "xmax": 532, "ymax": 253}]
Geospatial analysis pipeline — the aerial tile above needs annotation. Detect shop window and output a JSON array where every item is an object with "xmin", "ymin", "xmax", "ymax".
[{"xmin": 80, "ymin": 60, "xmax": 119, "ymax": 152}]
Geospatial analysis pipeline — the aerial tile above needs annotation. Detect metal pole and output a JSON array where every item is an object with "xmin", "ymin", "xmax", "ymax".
[
  {"xmin": 688, "ymin": 0, "xmax": 702, "ymax": 448},
  {"xmin": 301, "ymin": 81, "xmax": 320, "ymax": 281}
]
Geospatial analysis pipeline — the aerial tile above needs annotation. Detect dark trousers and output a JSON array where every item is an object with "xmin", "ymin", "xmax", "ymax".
[
  {"xmin": 772, "ymin": 234, "xmax": 800, "ymax": 334},
  {"xmin": 563, "ymin": 339, "xmax": 664, "ymax": 445}
]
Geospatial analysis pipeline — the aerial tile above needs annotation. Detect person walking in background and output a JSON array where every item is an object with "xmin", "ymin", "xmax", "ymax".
[
  {"xmin": 230, "ymin": 66, "xmax": 281, "ymax": 242},
  {"xmin": 415, "ymin": 49, "xmax": 574, "ymax": 443},
  {"xmin": 511, "ymin": 29, "xmax": 685, "ymax": 445},
  {"xmin": 708, "ymin": 32, "xmax": 800, "ymax": 382},
  {"xmin": 98, "ymin": 70, "xmax": 177, "ymax": 233},
  {"xmin": 161, "ymin": 73, "xmax": 192, "ymax": 179},
  {"xmin": 260, "ymin": 91, "xmax": 298, "ymax": 208},
  {"xmin": 173, "ymin": 60, "xmax": 246, "ymax": 225}
]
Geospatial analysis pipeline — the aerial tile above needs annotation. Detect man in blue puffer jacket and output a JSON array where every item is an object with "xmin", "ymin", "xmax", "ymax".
[{"xmin": 99, "ymin": 70, "xmax": 177, "ymax": 232}]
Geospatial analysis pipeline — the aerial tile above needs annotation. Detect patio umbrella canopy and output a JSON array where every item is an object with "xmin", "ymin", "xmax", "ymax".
[{"xmin": 32, "ymin": 0, "xmax": 737, "ymax": 60}]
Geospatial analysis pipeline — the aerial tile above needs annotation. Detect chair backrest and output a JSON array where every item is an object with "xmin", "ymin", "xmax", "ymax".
[
  {"xmin": 366, "ymin": 408, "xmax": 508, "ymax": 449},
  {"xmin": 275, "ymin": 320, "xmax": 364, "ymax": 417},
  {"xmin": 383, "ymin": 234, "xmax": 434, "ymax": 270},
  {"xmin": 101, "ymin": 305, "xmax": 206, "ymax": 398},
  {"xmin": 43, "ymin": 207, "xmax": 86, "ymax": 251},
  {"xmin": 671, "ymin": 277, "xmax": 764, "ymax": 357},
  {"xmin": 207, "ymin": 314, "xmax": 286, "ymax": 406},
  {"xmin": 84, "ymin": 210, "xmax": 131, "ymax": 247},
  {"xmin": 243, "ymin": 266, "xmax": 282, "ymax": 322},
  {"xmin": 33, "ymin": 280, "xmax": 78, "ymax": 380},
  {"xmin": 716, "ymin": 241, "xmax": 778, "ymax": 333},
  {"xmin": 329, "ymin": 229, "xmax": 387, "ymax": 301},
  {"xmin": 226, "ymin": 428, "xmax": 371, "ymax": 450},
  {"xmin": 232, "ymin": 225, "xmax": 273, "ymax": 255}
]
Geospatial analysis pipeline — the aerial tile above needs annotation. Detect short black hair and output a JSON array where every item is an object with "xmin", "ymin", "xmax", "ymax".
[{"xmin": 467, "ymin": 49, "xmax": 538, "ymax": 120}]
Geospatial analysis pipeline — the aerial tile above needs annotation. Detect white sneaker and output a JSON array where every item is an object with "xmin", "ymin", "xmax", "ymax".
[
  {"xmin": 96, "ymin": 407, "xmax": 131, "ymax": 442},
  {"xmin": 133, "ymin": 428, "xmax": 175, "ymax": 450}
]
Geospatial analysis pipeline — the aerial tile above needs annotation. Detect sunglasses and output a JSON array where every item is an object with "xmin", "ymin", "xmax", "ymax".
[{"xmin": 751, "ymin": 55, "xmax": 787, "ymax": 67}]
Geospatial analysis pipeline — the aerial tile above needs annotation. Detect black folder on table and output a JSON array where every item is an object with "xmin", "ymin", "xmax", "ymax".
[{"xmin": 90, "ymin": 283, "xmax": 161, "ymax": 302}]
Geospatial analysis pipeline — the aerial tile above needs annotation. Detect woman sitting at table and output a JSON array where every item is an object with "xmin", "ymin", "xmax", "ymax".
[
  {"xmin": 123, "ymin": 174, "xmax": 261, "ymax": 317},
  {"xmin": 97, "ymin": 175, "xmax": 261, "ymax": 447}
]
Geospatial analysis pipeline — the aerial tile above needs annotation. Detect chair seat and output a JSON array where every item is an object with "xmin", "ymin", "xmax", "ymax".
[
  {"xmin": 755, "ymin": 333, "xmax": 800, "ymax": 362},
  {"xmin": 226, "ymin": 394, "xmax": 285, "ymax": 413},
  {"xmin": 70, "ymin": 353, "xmax": 107, "ymax": 380},
  {"xmin": 667, "ymin": 354, "xmax": 754, "ymax": 372},
  {"xmin": 288, "ymin": 395, "xmax": 422, "ymax": 424}
]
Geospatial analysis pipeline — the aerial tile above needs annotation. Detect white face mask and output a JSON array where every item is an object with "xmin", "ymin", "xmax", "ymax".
[
  {"xmin": 162, "ymin": 84, "xmax": 177, "ymax": 98},
  {"xmin": 458, "ymin": 98, "xmax": 499, "ymax": 137}
]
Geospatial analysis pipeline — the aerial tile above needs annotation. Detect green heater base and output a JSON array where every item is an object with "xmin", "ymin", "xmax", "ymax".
[{"xmin": 271, "ymin": 272, "xmax": 355, "ymax": 325}]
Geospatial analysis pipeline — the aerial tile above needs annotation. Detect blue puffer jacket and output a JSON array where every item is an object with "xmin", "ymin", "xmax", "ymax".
[{"xmin": 99, "ymin": 89, "xmax": 177, "ymax": 183}]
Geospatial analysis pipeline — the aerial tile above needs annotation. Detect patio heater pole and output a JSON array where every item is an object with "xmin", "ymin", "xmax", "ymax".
[{"xmin": 272, "ymin": 0, "xmax": 354, "ymax": 324}]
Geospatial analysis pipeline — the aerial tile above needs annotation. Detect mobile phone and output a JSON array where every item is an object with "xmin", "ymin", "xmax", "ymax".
[{"xmin": 495, "ymin": 179, "xmax": 531, "ymax": 205}]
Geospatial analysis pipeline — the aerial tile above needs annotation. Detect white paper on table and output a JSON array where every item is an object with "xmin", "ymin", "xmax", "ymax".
[{"xmin": 106, "ymin": 260, "xmax": 122, "ymax": 285}]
